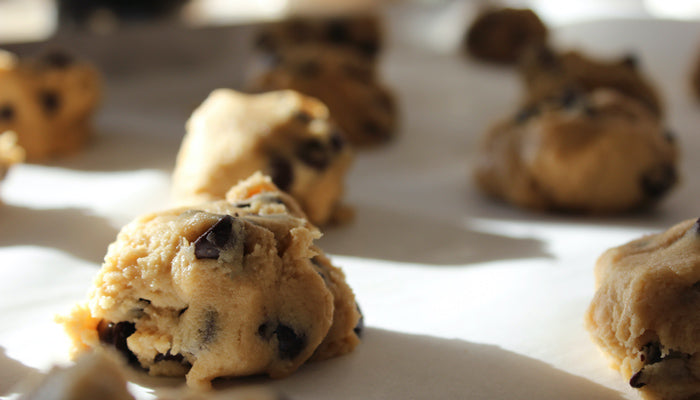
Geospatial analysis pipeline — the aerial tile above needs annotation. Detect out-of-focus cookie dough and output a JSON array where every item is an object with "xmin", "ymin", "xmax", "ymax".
[
  {"xmin": 172, "ymin": 89, "xmax": 354, "ymax": 226},
  {"xmin": 519, "ymin": 45, "xmax": 663, "ymax": 116},
  {"xmin": 251, "ymin": 45, "xmax": 397, "ymax": 147},
  {"xmin": 463, "ymin": 7, "xmax": 548, "ymax": 64},
  {"xmin": 59, "ymin": 173, "xmax": 362, "ymax": 390},
  {"xmin": 0, "ymin": 50, "xmax": 100, "ymax": 161},
  {"xmin": 585, "ymin": 218, "xmax": 700, "ymax": 400},
  {"xmin": 473, "ymin": 88, "xmax": 678, "ymax": 213}
]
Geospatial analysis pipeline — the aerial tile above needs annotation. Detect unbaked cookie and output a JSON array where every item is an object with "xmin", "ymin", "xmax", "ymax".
[
  {"xmin": 0, "ymin": 50, "xmax": 100, "ymax": 161},
  {"xmin": 172, "ymin": 89, "xmax": 354, "ymax": 226},
  {"xmin": 519, "ymin": 45, "xmax": 663, "ymax": 116},
  {"xmin": 585, "ymin": 218, "xmax": 700, "ymax": 400},
  {"xmin": 251, "ymin": 45, "xmax": 397, "ymax": 147},
  {"xmin": 59, "ymin": 173, "xmax": 362, "ymax": 390},
  {"xmin": 473, "ymin": 88, "xmax": 678, "ymax": 213},
  {"xmin": 255, "ymin": 13, "xmax": 382, "ymax": 60},
  {"xmin": 463, "ymin": 7, "xmax": 548, "ymax": 64}
]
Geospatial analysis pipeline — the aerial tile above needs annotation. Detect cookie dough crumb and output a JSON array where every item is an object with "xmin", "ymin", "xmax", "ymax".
[{"xmin": 585, "ymin": 218, "xmax": 700, "ymax": 400}]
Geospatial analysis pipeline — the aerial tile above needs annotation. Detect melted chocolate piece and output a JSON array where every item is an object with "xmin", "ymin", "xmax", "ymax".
[
  {"xmin": 354, "ymin": 303, "xmax": 364, "ymax": 337},
  {"xmin": 154, "ymin": 351, "xmax": 185, "ymax": 364},
  {"xmin": 326, "ymin": 19, "xmax": 350, "ymax": 44},
  {"xmin": 194, "ymin": 215, "xmax": 235, "ymax": 260},
  {"xmin": 39, "ymin": 90, "xmax": 61, "ymax": 115},
  {"xmin": 198, "ymin": 310, "xmax": 218, "ymax": 345},
  {"xmin": 294, "ymin": 111, "xmax": 312, "ymax": 124},
  {"xmin": 269, "ymin": 156, "xmax": 293, "ymax": 191},
  {"xmin": 258, "ymin": 321, "xmax": 307, "ymax": 359},
  {"xmin": 97, "ymin": 320, "xmax": 138, "ymax": 364},
  {"xmin": 629, "ymin": 370, "xmax": 646, "ymax": 388},
  {"xmin": 296, "ymin": 138, "xmax": 330, "ymax": 170},
  {"xmin": 641, "ymin": 164, "xmax": 677, "ymax": 199},
  {"xmin": 0, "ymin": 104, "xmax": 14, "ymax": 122},
  {"xmin": 330, "ymin": 130, "xmax": 346, "ymax": 152}
]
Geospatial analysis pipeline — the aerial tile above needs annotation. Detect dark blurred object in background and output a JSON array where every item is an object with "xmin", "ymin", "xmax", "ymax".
[{"xmin": 58, "ymin": 0, "xmax": 190, "ymax": 31}]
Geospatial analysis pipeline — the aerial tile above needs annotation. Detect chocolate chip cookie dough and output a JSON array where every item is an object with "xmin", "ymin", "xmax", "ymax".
[
  {"xmin": 0, "ymin": 50, "xmax": 100, "ymax": 161},
  {"xmin": 255, "ymin": 13, "xmax": 383, "ymax": 60},
  {"xmin": 519, "ymin": 45, "xmax": 663, "ymax": 116},
  {"xmin": 463, "ymin": 7, "xmax": 548, "ymax": 64},
  {"xmin": 585, "ymin": 218, "xmax": 700, "ymax": 400},
  {"xmin": 251, "ymin": 45, "xmax": 397, "ymax": 147},
  {"xmin": 172, "ymin": 89, "xmax": 354, "ymax": 226},
  {"xmin": 473, "ymin": 88, "xmax": 678, "ymax": 213},
  {"xmin": 59, "ymin": 173, "xmax": 362, "ymax": 390}
]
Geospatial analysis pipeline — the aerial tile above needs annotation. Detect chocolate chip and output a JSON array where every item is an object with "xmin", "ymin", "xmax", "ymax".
[
  {"xmin": 357, "ymin": 40, "xmax": 379, "ymax": 58},
  {"xmin": 296, "ymin": 138, "xmax": 330, "ymax": 170},
  {"xmin": 295, "ymin": 60, "xmax": 320, "ymax": 78},
  {"xmin": 514, "ymin": 105, "xmax": 539, "ymax": 123},
  {"xmin": 0, "ymin": 104, "xmax": 14, "ymax": 122},
  {"xmin": 194, "ymin": 215, "xmax": 235, "ymax": 260},
  {"xmin": 39, "ymin": 90, "xmax": 60, "ymax": 115},
  {"xmin": 330, "ymin": 129, "xmax": 345, "ymax": 152},
  {"xmin": 641, "ymin": 164, "xmax": 677, "ymax": 199},
  {"xmin": 326, "ymin": 19, "xmax": 350, "ymax": 44},
  {"xmin": 622, "ymin": 53, "xmax": 638, "ymax": 69},
  {"xmin": 40, "ymin": 51, "xmax": 74, "ymax": 69},
  {"xmin": 154, "ymin": 351, "xmax": 184, "ymax": 363},
  {"xmin": 629, "ymin": 370, "xmax": 646, "ymax": 388},
  {"xmin": 97, "ymin": 320, "xmax": 138, "ymax": 364},
  {"xmin": 641, "ymin": 342, "xmax": 662, "ymax": 364},
  {"xmin": 198, "ymin": 310, "xmax": 218, "ymax": 346},
  {"xmin": 354, "ymin": 303, "xmax": 364, "ymax": 337},
  {"xmin": 275, "ymin": 324, "xmax": 306, "ymax": 360},
  {"xmin": 269, "ymin": 156, "xmax": 293, "ymax": 191},
  {"xmin": 294, "ymin": 111, "xmax": 312, "ymax": 124},
  {"xmin": 363, "ymin": 120, "xmax": 386, "ymax": 138}
]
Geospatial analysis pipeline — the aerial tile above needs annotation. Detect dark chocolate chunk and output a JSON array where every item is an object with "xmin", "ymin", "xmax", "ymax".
[
  {"xmin": 97, "ymin": 320, "xmax": 138, "ymax": 364},
  {"xmin": 294, "ymin": 111, "xmax": 312, "ymax": 124},
  {"xmin": 514, "ymin": 105, "xmax": 539, "ymax": 123},
  {"xmin": 39, "ymin": 90, "xmax": 61, "ymax": 115},
  {"xmin": 354, "ymin": 303, "xmax": 364, "ymax": 337},
  {"xmin": 269, "ymin": 156, "xmax": 294, "ymax": 192},
  {"xmin": 0, "ymin": 104, "xmax": 14, "ymax": 122},
  {"xmin": 295, "ymin": 60, "xmax": 321, "ymax": 78},
  {"xmin": 330, "ymin": 129, "xmax": 346, "ymax": 152},
  {"xmin": 621, "ymin": 53, "xmax": 638, "ymax": 70},
  {"xmin": 275, "ymin": 324, "xmax": 306, "ymax": 360},
  {"xmin": 326, "ymin": 19, "xmax": 350, "ymax": 44},
  {"xmin": 296, "ymin": 138, "xmax": 330, "ymax": 170},
  {"xmin": 641, "ymin": 164, "xmax": 677, "ymax": 199},
  {"xmin": 40, "ymin": 51, "xmax": 75, "ymax": 69},
  {"xmin": 198, "ymin": 310, "xmax": 218, "ymax": 346},
  {"xmin": 194, "ymin": 215, "xmax": 235, "ymax": 260},
  {"xmin": 629, "ymin": 370, "xmax": 646, "ymax": 388}
]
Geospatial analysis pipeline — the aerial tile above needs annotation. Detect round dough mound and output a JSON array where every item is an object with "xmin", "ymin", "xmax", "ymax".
[
  {"xmin": 172, "ymin": 89, "xmax": 354, "ymax": 226},
  {"xmin": 464, "ymin": 7, "xmax": 548, "ymax": 64},
  {"xmin": 473, "ymin": 89, "xmax": 678, "ymax": 213},
  {"xmin": 0, "ymin": 50, "xmax": 100, "ymax": 161},
  {"xmin": 60, "ymin": 173, "xmax": 362, "ymax": 389},
  {"xmin": 585, "ymin": 218, "xmax": 700, "ymax": 400},
  {"xmin": 251, "ymin": 45, "xmax": 397, "ymax": 147}
]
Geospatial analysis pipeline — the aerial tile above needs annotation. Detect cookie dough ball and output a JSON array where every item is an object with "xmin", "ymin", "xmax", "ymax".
[
  {"xmin": 0, "ymin": 131, "xmax": 25, "ymax": 182},
  {"xmin": 519, "ymin": 45, "xmax": 663, "ymax": 116},
  {"xmin": 473, "ymin": 89, "xmax": 678, "ymax": 213},
  {"xmin": 0, "ymin": 50, "xmax": 101, "ymax": 161},
  {"xmin": 255, "ymin": 13, "xmax": 382, "ymax": 60},
  {"xmin": 463, "ymin": 7, "xmax": 548, "ymax": 64},
  {"xmin": 19, "ymin": 351, "xmax": 134, "ymax": 400},
  {"xmin": 59, "ymin": 173, "xmax": 362, "ymax": 390},
  {"xmin": 173, "ymin": 89, "xmax": 353, "ymax": 226},
  {"xmin": 252, "ymin": 45, "xmax": 397, "ymax": 147},
  {"xmin": 585, "ymin": 218, "xmax": 700, "ymax": 400}
]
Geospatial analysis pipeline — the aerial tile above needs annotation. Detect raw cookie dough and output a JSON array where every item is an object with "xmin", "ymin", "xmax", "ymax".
[
  {"xmin": 463, "ymin": 7, "xmax": 548, "ymax": 64},
  {"xmin": 251, "ymin": 45, "xmax": 397, "ymax": 147},
  {"xmin": 473, "ymin": 88, "xmax": 678, "ymax": 213},
  {"xmin": 59, "ymin": 173, "xmax": 362, "ymax": 390},
  {"xmin": 19, "ymin": 351, "xmax": 134, "ymax": 400},
  {"xmin": 255, "ymin": 13, "xmax": 383, "ymax": 60},
  {"xmin": 585, "ymin": 218, "xmax": 700, "ymax": 400},
  {"xmin": 0, "ymin": 131, "xmax": 24, "ymax": 182},
  {"xmin": 172, "ymin": 89, "xmax": 354, "ymax": 226},
  {"xmin": 519, "ymin": 45, "xmax": 663, "ymax": 116},
  {"xmin": 0, "ymin": 50, "xmax": 100, "ymax": 161}
]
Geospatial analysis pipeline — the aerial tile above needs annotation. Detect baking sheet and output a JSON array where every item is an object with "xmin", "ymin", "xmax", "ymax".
[{"xmin": 1, "ymin": 5, "xmax": 700, "ymax": 399}]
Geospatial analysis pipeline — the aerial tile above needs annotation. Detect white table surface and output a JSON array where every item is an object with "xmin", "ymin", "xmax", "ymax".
[{"xmin": 1, "ymin": 4, "xmax": 700, "ymax": 399}]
